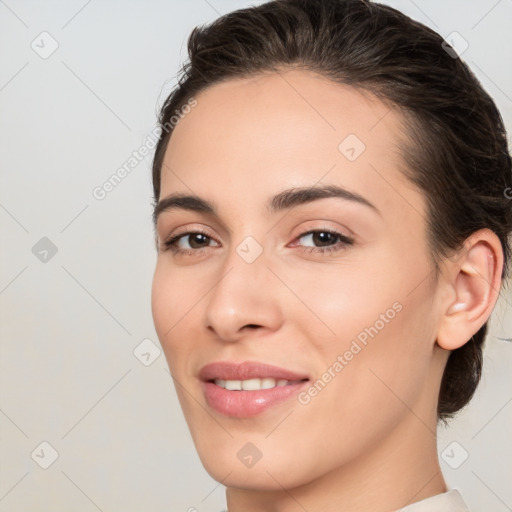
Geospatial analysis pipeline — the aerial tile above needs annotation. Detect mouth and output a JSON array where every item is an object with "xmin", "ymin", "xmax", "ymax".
[
  {"xmin": 199, "ymin": 361, "xmax": 311, "ymax": 417},
  {"xmin": 211, "ymin": 377, "xmax": 308, "ymax": 391}
]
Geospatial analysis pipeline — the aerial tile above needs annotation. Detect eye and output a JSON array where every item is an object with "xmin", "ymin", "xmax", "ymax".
[
  {"xmin": 160, "ymin": 227, "xmax": 354, "ymax": 257},
  {"xmin": 293, "ymin": 229, "xmax": 354, "ymax": 255},
  {"xmin": 162, "ymin": 228, "xmax": 219, "ymax": 255}
]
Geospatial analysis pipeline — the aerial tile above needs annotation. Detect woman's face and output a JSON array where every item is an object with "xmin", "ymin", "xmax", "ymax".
[{"xmin": 151, "ymin": 69, "xmax": 449, "ymax": 490}]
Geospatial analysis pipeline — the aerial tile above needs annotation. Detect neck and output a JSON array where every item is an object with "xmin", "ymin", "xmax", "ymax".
[{"xmin": 225, "ymin": 412, "xmax": 446, "ymax": 512}]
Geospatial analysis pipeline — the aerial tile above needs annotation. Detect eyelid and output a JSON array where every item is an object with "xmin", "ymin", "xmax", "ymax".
[
  {"xmin": 289, "ymin": 220, "xmax": 354, "ymax": 242},
  {"xmin": 291, "ymin": 229, "xmax": 353, "ymax": 245},
  {"xmin": 162, "ymin": 226, "xmax": 218, "ymax": 249},
  {"xmin": 161, "ymin": 220, "xmax": 352, "ymax": 245},
  {"xmin": 161, "ymin": 222, "xmax": 216, "ymax": 241},
  {"xmin": 157, "ymin": 215, "xmax": 229, "ymax": 240}
]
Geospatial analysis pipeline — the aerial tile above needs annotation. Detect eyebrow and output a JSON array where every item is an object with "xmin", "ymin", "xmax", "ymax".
[{"xmin": 152, "ymin": 184, "xmax": 380, "ymax": 225}]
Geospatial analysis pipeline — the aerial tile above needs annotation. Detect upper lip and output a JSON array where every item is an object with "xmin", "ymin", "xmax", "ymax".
[{"xmin": 199, "ymin": 361, "xmax": 310, "ymax": 382}]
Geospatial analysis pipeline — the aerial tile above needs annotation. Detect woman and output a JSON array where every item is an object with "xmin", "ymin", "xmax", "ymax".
[{"xmin": 150, "ymin": 0, "xmax": 511, "ymax": 510}]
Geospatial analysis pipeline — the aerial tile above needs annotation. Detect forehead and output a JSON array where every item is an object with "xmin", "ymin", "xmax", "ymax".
[{"xmin": 160, "ymin": 68, "xmax": 424, "ymax": 223}]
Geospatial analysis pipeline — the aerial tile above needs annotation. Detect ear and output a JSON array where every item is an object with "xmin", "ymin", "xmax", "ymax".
[{"xmin": 436, "ymin": 229, "xmax": 504, "ymax": 351}]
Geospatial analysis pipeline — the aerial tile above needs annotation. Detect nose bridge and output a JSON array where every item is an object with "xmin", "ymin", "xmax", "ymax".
[{"xmin": 204, "ymin": 237, "xmax": 282, "ymax": 341}]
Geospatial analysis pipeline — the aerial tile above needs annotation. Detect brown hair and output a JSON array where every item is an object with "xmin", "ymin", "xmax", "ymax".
[{"xmin": 151, "ymin": 0, "xmax": 512, "ymax": 422}]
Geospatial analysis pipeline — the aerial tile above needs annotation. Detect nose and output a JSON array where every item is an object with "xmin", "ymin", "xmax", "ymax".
[{"xmin": 204, "ymin": 247, "xmax": 284, "ymax": 342}]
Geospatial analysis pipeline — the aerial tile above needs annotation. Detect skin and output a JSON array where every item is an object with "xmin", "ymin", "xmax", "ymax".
[{"xmin": 151, "ymin": 68, "xmax": 503, "ymax": 512}]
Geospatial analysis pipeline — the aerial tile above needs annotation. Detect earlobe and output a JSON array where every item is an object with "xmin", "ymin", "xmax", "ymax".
[{"xmin": 436, "ymin": 229, "xmax": 503, "ymax": 351}]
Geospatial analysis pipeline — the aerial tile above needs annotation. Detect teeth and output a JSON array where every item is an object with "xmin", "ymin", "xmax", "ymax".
[
  {"xmin": 242, "ymin": 378, "xmax": 261, "ymax": 390},
  {"xmin": 225, "ymin": 380, "xmax": 241, "ymax": 390},
  {"xmin": 261, "ymin": 378, "xmax": 275, "ymax": 389},
  {"xmin": 213, "ymin": 378, "xmax": 304, "ymax": 390}
]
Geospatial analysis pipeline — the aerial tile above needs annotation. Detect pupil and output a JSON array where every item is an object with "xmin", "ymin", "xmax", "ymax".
[
  {"xmin": 190, "ymin": 234, "xmax": 208, "ymax": 248},
  {"xmin": 314, "ymin": 232, "xmax": 334, "ymax": 246}
]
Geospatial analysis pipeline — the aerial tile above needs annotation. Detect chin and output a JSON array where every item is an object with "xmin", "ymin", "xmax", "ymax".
[
  {"xmin": 192, "ymin": 434, "xmax": 327, "ymax": 491},
  {"xmin": 202, "ymin": 458, "xmax": 307, "ymax": 491}
]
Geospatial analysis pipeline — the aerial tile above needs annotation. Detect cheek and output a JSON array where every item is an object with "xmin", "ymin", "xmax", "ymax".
[
  {"xmin": 284, "ymin": 292, "xmax": 436, "ymax": 474},
  {"xmin": 290, "ymin": 251, "xmax": 436, "ymax": 407},
  {"xmin": 151, "ymin": 262, "xmax": 200, "ymax": 364},
  {"xmin": 281, "ymin": 258, "xmax": 400, "ymax": 344},
  {"xmin": 300, "ymin": 242, "xmax": 434, "ymax": 348}
]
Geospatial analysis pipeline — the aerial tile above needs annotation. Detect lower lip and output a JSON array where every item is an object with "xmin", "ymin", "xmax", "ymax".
[{"xmin": 203, "ymin": 380, "xmax": 309, "ymax": 418}]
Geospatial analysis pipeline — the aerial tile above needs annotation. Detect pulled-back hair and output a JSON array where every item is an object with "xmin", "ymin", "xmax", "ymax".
[{"xmin": 151, "ymin": 0, "xmax": 512, "ymax": 422}]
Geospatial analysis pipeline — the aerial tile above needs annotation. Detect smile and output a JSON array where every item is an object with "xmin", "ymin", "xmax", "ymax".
[{"xmin": 199, "ymin": 361, "xmax": 310, "ymax": 417}]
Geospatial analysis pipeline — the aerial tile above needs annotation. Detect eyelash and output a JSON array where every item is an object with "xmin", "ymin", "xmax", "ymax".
[{"xmin": 161, "ymin": 227, "xmax": 354, "ymax": 257}]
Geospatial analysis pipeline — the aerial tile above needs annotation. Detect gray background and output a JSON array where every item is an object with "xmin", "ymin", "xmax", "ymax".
[{"xmin": 0, "ymin": 1, "xmax": 511, "ymax": 511}]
